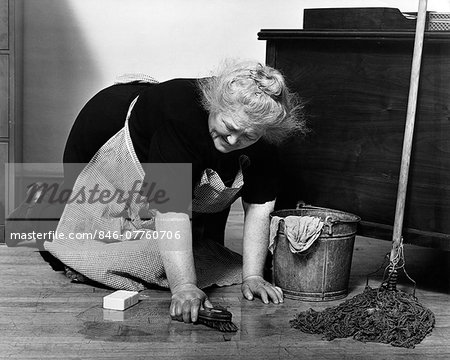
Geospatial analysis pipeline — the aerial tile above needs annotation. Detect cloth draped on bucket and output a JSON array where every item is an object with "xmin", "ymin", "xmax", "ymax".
[
  {"xmin": 269, "ymin": 215, "xmax": 324, "ymax": 254},
  {"xmin": 44, "ymin": 84, "xmax": 243, "ymax": 291}
]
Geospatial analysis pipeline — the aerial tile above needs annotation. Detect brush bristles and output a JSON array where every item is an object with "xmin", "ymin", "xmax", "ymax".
[{"xmin": 197, "ymin": 318, "xmax": 238, "ymax": 332}]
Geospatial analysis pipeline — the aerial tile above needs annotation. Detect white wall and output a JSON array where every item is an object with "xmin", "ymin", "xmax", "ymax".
[{"xmin": 22, "ymin": 0, "xmax": 450, "ymax": 164}]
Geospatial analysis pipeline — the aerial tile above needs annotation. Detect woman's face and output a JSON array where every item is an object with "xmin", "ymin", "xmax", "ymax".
[{"xmin": 208, "ymin": 111, "xmax": 262, "ymax": 153}]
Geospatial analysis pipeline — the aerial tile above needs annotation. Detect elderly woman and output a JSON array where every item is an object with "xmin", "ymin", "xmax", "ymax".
[{"xmin": 46, "ymin": 60, "xmax": 305, "ymax": 323}]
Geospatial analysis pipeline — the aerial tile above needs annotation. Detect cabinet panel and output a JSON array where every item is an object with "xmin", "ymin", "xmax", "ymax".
[
  {"xmin": 0, "ymin": 142, "xmax": 7, "ymax": 242},
  {"xmin": 0, "ymin": 0, "xmax": 7, "ymax": 50},
  {"xmin": 0, "ymin": 54, "xmax": 8, "ymax": 137}
]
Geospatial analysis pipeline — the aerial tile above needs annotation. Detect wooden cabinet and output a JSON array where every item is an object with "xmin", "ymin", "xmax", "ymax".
[
  {"xmin": 259, "ymin": 29, "xmax": 450, "ymax": 249},
  {"xmin": 0, "ymin": 0, "xmax": 21, "ymax": 243}
]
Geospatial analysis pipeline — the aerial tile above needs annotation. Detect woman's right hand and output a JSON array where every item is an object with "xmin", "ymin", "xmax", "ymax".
[{"xmin": 170, "ymin": 283, "xmax": 213, "ymax": 323}]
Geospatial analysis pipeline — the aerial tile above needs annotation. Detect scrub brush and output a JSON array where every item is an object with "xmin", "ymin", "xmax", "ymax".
[
  {"xmin": 197, "ymin": 306, "xmax": 238, "ymax": 332},
  {"xmin": 173, "ymin": 306, "xmax": 238, "ymax": 332}
]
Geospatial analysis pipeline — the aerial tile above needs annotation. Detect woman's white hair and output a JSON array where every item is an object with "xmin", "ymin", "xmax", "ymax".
[{"xmin": 198, "ymin": 59, "xmax": 307, "ymax": 144}]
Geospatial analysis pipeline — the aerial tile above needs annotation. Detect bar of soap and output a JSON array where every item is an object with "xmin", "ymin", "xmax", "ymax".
[
  {"xmin": 103, "ymin": 308, "xmax": 131, "ymax": 321},
  {"xmin": 103, "ymin": 290, "xmax": 139, "ymax": 311}
]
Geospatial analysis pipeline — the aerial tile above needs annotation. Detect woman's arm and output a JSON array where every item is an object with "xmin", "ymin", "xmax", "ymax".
[
  {"xmin": 155, "ymin": 212, "xmax": 213, "ymax": 322},
  {"xmin": 241, "ymin": 200, "xmax": 284, "ymax": 304}
]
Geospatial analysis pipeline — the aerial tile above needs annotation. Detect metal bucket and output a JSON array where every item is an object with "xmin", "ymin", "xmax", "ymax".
[{"xmin": 271, "ymin": 206, "xmax": 360, "ymax": 301}]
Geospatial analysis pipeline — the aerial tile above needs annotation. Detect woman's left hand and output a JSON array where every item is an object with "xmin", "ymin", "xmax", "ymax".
[{"xmin": 241, "ymin": 275, "xmax": 284, "ymax": 304}]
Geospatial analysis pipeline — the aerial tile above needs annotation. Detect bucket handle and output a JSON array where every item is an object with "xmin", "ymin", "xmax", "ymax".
[
  {"xmin": 296, "ymin": 200, "xmax": 322, "ymax": 210},
  {"xmin": 296, "ymin": 200, "xmax": 308, "ymax": 209},
  {"xmin": 323, "ymin": 215, "xmax": 341, "ymax": 236},
  {"xmin": 297, "ymin": 201, "xmax": 340, "ymax": 235}
]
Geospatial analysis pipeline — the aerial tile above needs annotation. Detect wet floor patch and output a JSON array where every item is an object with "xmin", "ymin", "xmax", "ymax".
[{"xmin": 75, "ymin": 297, "xmax": 242, "ymax": 342}]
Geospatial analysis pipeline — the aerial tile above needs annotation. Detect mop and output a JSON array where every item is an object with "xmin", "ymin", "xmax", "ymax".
[{"xmin": 290, "ymin": 0, "xmax": 435, "ymax": 348}]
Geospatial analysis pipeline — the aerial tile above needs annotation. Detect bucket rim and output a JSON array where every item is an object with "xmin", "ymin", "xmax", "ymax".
[{"xmin": 270, "ymin": 206, "xmax": 361, "ymax": 223}]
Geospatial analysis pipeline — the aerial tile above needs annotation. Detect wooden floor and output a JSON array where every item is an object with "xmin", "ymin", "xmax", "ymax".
[{"xmin": 1, "ymin": 202, "xmax": 449, "ymax": 359}]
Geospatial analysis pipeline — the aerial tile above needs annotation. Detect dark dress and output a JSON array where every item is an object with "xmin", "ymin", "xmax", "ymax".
[{"xmin": 63, "ymin": 78, "xmax": 279, "ymax": 245}]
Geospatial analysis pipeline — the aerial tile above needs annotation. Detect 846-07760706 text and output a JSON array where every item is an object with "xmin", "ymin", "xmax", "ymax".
[{"xmin": 9, "ymin": 230, "xmax": 181, "ymax": 242}]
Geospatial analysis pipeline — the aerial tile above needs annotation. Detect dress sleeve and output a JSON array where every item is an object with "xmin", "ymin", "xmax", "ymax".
[
  {"xmin": 138, "ymin": 127, "xmax": 199, "ymax": 215},
  {"xmin": 240, "ymin": 141, "xmax": 280, "ymax": 204}
]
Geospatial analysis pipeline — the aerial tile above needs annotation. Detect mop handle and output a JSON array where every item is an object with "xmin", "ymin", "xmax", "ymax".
[{"xmin": 390, "ymin": 0, "xmax": 428, "ymax": 263}]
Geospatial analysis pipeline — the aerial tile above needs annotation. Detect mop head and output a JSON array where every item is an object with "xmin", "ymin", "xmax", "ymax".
[{"xmin": 290, "ymin": 286, "xmax": 435, "ymax": 348}]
